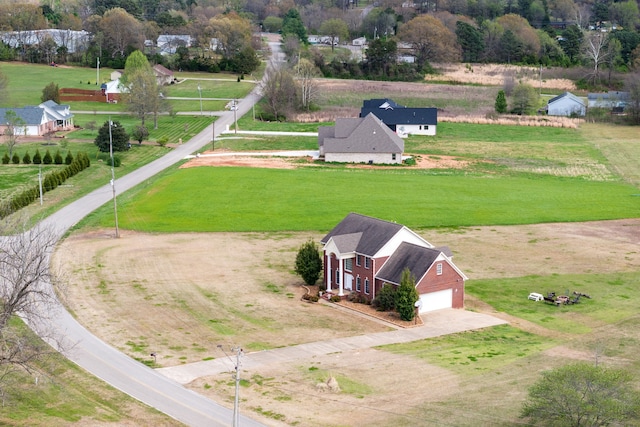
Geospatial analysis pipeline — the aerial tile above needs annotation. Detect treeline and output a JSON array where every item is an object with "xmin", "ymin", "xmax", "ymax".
[{"xmin": 0, "ymin": 152, "xmax": 90, "ymax": 219}]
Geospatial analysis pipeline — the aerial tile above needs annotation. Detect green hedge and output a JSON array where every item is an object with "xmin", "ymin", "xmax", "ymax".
[{"xmin": 0, "ymin": 152, "xmax": 90, "ymax": 219}]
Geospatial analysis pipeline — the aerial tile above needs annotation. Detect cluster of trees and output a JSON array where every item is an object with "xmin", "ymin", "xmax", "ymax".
[{"xmin": 1, "ymin": 149, "xmax": 74, "ymax": 166}]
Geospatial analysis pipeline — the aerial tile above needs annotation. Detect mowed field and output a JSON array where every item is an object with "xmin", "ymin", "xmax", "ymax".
[{"xmin": 49, "ymin": 118, "xmax": 640, "ymax": 426}]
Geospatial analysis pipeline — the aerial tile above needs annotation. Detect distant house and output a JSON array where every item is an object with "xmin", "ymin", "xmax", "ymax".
[
  {"xmin": 157, "ymin": 35, "xmax": 191, "ymax": 55},
  {"xmin": 0, "ymin": 29, "xmax": 90, "ymax": 54},
  {"xmin": 321, "ymin": 213, "xmax": 467, "ymax": 313},
  {"xmin": 318, "ymin": 113, "xmax": 404, "ymax": 164},
  {"xmin": 360, "ymin": 98, "xmax": 437, "ymax": 137},
  {"xmin": 587, "ymin": 91, "xmax": 630, "ymax": 109},
  {"xmin": 153, "ymin": 64, "xmax": 175, "ymax": 86},
  {"xmin": 352, "ymin": 37, "xmax": 367, "ymax": 46},
  {"xmin": 110, "ymin": 70, "xmax": 123, "ymax": 81},
  {"xmin": 308, "ymin": 35, "xmax": 338, "ymax": 45},
  {"xmin": 100, "ymin": 79, "xmax": 122, "ymax": 103},
  {"xmin": 546, "ymin": 92, "xmax": 586, "ymax": 116},
  {"xmin": 0, "ymin": 101, "xmax": 74, "ymax": 136}
]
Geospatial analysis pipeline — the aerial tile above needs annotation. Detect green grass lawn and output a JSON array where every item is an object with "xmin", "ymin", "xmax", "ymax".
[
  {"xmin": 467, "ymin": 272, "xmax": 640, "ymax": 333},
  {"xmin": 71, "ymin": 114, "xmax": 214, "ymax": 145},
  {"xmin": 380, "ymin": 324, "xmax": 555, "ymax": 376},
  {"xmin": 81, "ymin": 166, "xmax": 640, "ymax": 233},
  {"xmin": 0, "ymin": 140, "xmax": 171, "ymax": 221}
]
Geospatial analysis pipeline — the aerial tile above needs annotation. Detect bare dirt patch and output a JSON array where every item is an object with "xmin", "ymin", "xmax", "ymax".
[
  {"xmin": 179, "ymin": 152, "xmax": 470, "ymax": 170},
  {"xmin": 54, "ymin": 218, "xmax": 640, "ymax": 426}
]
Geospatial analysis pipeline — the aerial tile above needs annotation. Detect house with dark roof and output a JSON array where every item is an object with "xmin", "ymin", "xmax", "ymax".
[
  {"xmin": 587, "ymin": 91, "xmax": 629, "ymax": 109},
  {"xmin": 321, "ymin": 213, "xmax": 466, "ymax": 313},
  {"xmin": 0, "ymin": 101, "xmax": 74, "ymax": 136},
  {"xmin": 318, "ymin": 113, "xmax": 404, "ymax": 164},
  {"xmin": 546, "ymin": 92, "xmax": 586, "ymax": 116},
  {"xmin": 360, "ymin": 98, "xmax": 437, "ymax": 137}
]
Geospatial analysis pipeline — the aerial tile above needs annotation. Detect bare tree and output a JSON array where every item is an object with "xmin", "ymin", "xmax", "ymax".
[
  {"xmin": 0, "ymin": 216, "xmax": 65, "ymax": 402},
  {"xmin": 296, "ymin": 58, "xmax": 321, "ymax": 111},
  {"xmin": 260, "ymin": 64, "xmax": 298, "ymax": 120},
  {"xmin": 3, "ymin": 110, "xmax": 26, "ymax": 159},
  {"xmin": 583, "ymin": 32, "xmax": 609, "ymax": 85}
]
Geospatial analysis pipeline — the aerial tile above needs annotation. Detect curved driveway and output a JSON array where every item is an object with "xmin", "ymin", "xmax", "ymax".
[{"xmin": 25, "ymin": 50, "xmax": 274, "ymax": 426}]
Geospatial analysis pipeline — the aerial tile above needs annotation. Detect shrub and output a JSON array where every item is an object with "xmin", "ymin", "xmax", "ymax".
[
  {"xmin": 157, "ymin": 136, "xmax": 169, "ymax": 147},
  {"xmin": 2, "ymin": 153, "xmax": 9, "ymax": 164},
  {"xmin": 65, "ymin": 152, "xmax": 73, "ymax": 165},
  {"xmin": 330, "ymin": 295, "xmax": 341, "ymax": 303},
  {"xmin": 294, "ymin": 240, "xmax": 323, "ymax": 286},
  {"xmin": 302, "ymin": 294, "xmax": 319, "ymax": 302},
  {"xmin": 373, "ymin": 283, "xmax": 396, "ymax": 311},
  {"xmin": 32, "ymin": 149, "xmax": 42, "ymax": 164},
  {"xmin": 54, "ymin": 150, "xmax": 63, "ymax": 165},
  {"xmin": 22, "ymin": 152, "xmax": 31, "ymax": 164},
  {"xmin": 42, "ymin": 150, "xmax": 52, "ymax": 165},
  {"xmin": 11, "ymin": 153, "xmax": 19, "ymax": 164}
]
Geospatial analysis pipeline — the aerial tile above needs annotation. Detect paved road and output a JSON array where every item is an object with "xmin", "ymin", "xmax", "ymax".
[{"xmin": 22, "ymin": 46, "xmax": 277, "ymax": 427}]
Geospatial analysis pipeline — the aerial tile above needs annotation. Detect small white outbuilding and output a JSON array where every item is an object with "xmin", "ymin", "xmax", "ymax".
[{"xmin": 547, "ymin": 92, "xmax": 586, "ymax": 117}]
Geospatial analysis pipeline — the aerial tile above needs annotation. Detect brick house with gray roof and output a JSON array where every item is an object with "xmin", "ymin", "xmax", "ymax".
[
  {"xmin": 318, "ymin": 113, "xmax": 404, "ymax": 164},
  {"xmin": 0, "ymin": 101, "xmax": 74, "ymax": 137},
  {"xmin": 321, "ymin": 213, "xmax": 466, "ymax": 313}
]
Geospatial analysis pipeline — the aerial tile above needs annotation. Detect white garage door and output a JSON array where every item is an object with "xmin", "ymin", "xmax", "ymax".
[{"xmin": 419, "ymin": 289, "xmax": 452, "ymax": 313}]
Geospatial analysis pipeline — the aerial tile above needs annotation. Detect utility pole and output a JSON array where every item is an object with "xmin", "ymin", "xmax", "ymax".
[
  {"xmin": 38, "ymin": 165, "xmax": 43, "ymax": 205},
  {"xmin": 198, "ymin": 84, "xmax": 203, "ymax": 115},
  {"xmin": 108, "ymin": 118, "xmax": 120, "ymax": 238},
  {"xmin": 212, "ymin": 115, "xmax": 215, "ymax": 151},
  {"xmin": 232, "ymin": 347, "xmax": 243, "ymax": 427},
  {"xmin": 97, "ymin": 57, "xmax": 100, "ymax": 85},
  {"xmin": 233, "ymin": 99, "xmax": 238, "ymax": 134}
]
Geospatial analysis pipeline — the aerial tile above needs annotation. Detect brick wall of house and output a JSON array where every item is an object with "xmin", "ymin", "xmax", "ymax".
[{"xmin": 416, "ymin": 262, "xmax": 464, "ymax": 308}]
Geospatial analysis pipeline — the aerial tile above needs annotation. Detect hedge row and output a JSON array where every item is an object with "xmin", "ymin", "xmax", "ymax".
[
  {"xmin": 1, "ymin": 149, "xmax": 73, "ymax": 166},
  {"xmin": 0, "ymin": 152, "xmax": 91, "ymax": 219}
]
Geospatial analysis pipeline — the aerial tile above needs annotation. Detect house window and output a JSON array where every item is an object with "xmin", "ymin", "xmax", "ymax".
[
  {"xmin": 345, "ymin": 258, "xmax": 353, "ymax": 271},
  {"xmin": 356, "ymin": 276, "xmax": 361, "ymax": 291},
  {"xmin": 364, "ymin": 278, "xmax": 370, "ymax": 294},
  {"xmin": 436, "ymin": 263, "xmax": 443, "ymax": 275},
  {"xmin": 392, "ymin": 153, "xmax": 397, "ymax": 161},
  {"xmin": 335, "ymin": 269, "xmax": 340, "ymax": 284},
  {"xmin": 356, "ymin": 255, "xmax": 361, "ymax": 266},
  {"xmin": 364, "ymin": 257, "xmax": 370, "ymax": 269},
  {"xmin": 425, "ymin": 125, "xmax": 429, "ymax": 130},
  {"xmin": 419, "ymin": 125, "xmax": 422, "ymax": 130}
]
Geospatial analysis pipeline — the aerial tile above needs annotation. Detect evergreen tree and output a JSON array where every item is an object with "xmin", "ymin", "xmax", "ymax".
[
  {"xmin": 94, "ymin": 120, "xmax": 130, "ymax": 153},
  {"xmin": 395, "ymin": 268, "xmax": 419, "ymax": 321},
  {"xmin": 456, "ymin": 21, "xmax": 485, "ymax": 63},
  {"xmin": 495, "ymin": 90, "xmax": 508, "ymax": 113},
  {"xmin": 65, "ymin": 151, "xmax": 73, "ymax": 165},
  {"xmin": 22, "ymin": 152, "xmax": 31, "ymax": 164},
  {"xmin": 33, "ymin": 149, "xmax": 42, "ymax": 164},
  {"xmin": 54, "ymin": 150, "xmax": 63, "ymax": 164},
  {"xmin": 294, "ymin": 240, "xmax": 323, "ymax": 286},
  {"xmin": 11, "ymin": 153, "xmax": 19, "ymax": 164},
  {"xmin": 281, "ymin": 9, "xmax": 308, "ymax": 45},
  {"xmin": 1, "ymin": 153, "xmax": 9, "ymax": 164},
  {"xmin": 42, "ymin": 149, "xmax": 53, "ymax": 165}
]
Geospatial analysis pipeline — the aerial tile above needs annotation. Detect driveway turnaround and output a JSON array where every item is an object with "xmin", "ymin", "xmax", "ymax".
[{"xmin": 157, "ymin": 308, "xmax": 507, "ymax": 385}]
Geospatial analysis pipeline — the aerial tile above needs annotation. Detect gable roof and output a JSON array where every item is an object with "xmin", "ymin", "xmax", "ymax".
[
  {"xmin": 153, "ymin": 64, "xmax": 174, "ymax": 77},
  {"xmin": 360, "ymin": 98, "xmax": 437, "ymax": 126},
  {"xmin": 321, "ymin": 213, "xmax": 403, "ymax": 256},
  {"xmin": 0, "ymin": 107, "xmax": 45, "ymax": 125},
  {"xmin": 548, "ymin": 91, "xmax": 585, "ymax": 106},
  {"xmin": 320, "ymin": 113, "xmax": 404, "ymax": 154},
  {"xmin": 40, "ymin": 100, "xmax": 73, "ymax": 121},
  {"xmin": 376, "ymin": 242, "xmax": 442, "ymax": 285}
]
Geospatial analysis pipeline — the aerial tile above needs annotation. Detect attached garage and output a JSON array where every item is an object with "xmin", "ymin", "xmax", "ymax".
[{"xmin": 419, "ymin": 289, "xmax": 452, "ymax": 313}]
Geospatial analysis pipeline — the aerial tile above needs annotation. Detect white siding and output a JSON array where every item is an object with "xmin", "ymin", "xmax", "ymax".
[
  {"xmin": 396, "ymin": 124, "xmax": 436, "ymax": 137},
  {"xmin": 325, "ymin": 152, "xmax": 402, "ymax": 164}
]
